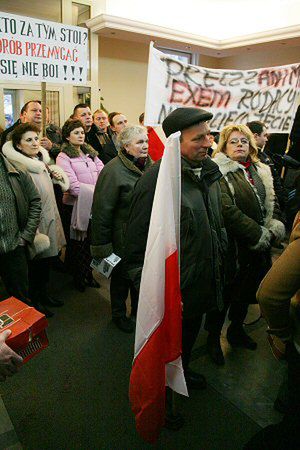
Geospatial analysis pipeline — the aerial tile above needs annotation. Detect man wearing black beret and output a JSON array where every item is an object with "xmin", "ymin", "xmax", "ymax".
[{"xmin": 125, "ymin": 107, "xmax": 227, "ymax": 390}]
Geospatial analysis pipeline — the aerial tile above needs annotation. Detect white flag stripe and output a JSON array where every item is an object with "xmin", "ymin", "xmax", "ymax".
[
  {"xmin": 134, "ymin": 133, "xmax": 181, "ymax": 358},
  {"xmin": 166, "ymin": 356, "xmax": 189, "ymax": 396}
]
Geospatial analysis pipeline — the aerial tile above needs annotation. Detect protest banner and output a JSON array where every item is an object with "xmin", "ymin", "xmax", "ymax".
[
  {"xmin": 145, "ymin": 43, "xmax": 300, "ymax": 133},
  {"xmin": 0, "ymin": 11, "xmax": 88, "ymax": 84}
]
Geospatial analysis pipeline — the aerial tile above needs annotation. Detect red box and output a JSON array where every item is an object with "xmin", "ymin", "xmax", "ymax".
[{"xmin": 0, "ymin": 297, "xmax": 49, "ymax": 363}]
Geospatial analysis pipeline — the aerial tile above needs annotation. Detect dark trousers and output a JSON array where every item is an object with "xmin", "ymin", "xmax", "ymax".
[
  {"xmin": 28, "ymin": 257, "xmax": 51, "ymax": 304},
  {"xmin": 0, "ymin": 246, "xmax": 28, "ymax": 301},
  {"xmin": 62, "ymin": 204, "xmax": 93, "ymax": 284},
  {"xmin": 182, "ymin": 315, "xmax": 203, "ymax": 370},
  {"xmin": 110, "ymin": 262, "xmax": 138, "ymax": 318},
  {"xmin": 205, "ymin": 286, "xmax": 249, "ymax": 336}
]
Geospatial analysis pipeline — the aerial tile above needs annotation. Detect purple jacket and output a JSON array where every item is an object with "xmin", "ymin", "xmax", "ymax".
[{"xmin": 56, "ymin": 143, "xmax": 104, "ymax": 205}]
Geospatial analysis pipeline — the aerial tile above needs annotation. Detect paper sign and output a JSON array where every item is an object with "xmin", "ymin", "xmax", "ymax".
[{"xmin": 0, "ymin": 11, "xmax": 88, "ymax": 84}]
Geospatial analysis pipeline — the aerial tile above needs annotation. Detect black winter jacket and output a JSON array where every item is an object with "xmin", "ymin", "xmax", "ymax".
[{"xmin": 125, "ymin": 156, "xmax": 227, "ymax": 318}]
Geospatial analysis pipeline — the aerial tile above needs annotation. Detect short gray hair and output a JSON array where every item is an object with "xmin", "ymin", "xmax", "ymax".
[{"xmin": 117, "ymin": 125, "xmax": 147, "ymax": 148}]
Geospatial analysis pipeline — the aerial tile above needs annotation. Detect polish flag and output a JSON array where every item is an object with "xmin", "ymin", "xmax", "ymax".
[{"xmin": 129, "ymin": 132, "xmax": 188, "ymax": 443}]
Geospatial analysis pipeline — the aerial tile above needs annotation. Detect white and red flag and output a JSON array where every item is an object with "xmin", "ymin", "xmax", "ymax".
[{"xmin": 129, "ymin": 132, "xmax": 188, "ymax": 443}]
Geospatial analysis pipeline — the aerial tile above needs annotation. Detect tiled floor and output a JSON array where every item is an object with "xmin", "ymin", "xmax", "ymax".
[{"xmin": 0, "ymin": 271, "xmax": 286, "ymax": 449}]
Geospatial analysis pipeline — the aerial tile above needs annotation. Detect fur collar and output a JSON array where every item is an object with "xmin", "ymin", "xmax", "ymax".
[
  {"xmin": 61, "ymin": 142, "xmax": 98, "ymax": 159},
  {"xmin": 2, "ymin": 141, "xmax": 50, "ymax": 173},
  {"xmin": 213, "ymin": 152, "xmax": 248, "ymax": 176},
  {"xmin": 213, "ymin": 151, "xmax": 276, "ymax": 227}
]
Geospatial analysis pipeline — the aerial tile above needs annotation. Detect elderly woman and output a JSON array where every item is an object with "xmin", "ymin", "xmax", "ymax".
[
  {"xmin": 91, "ymin": 125, "xmax": 152, "ymax": 333},
  {"xmin": 2, "ymin": 123, "xmax": 68, "ymax": 317},
  {"xmin": 56, "ymin": 119, "xmax": 104, "ymax": 292},
  {"xmin": 205, "ymin": 124, "xmax": 285, "ymax": 365}
]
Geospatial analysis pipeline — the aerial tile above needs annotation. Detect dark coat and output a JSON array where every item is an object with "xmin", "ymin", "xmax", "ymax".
[
  {"xmin": 258, "ymin": 150, "xmax": 287, "ymax": 211},
  {"xmin": 91, "ymin": 151, "xmax": 153, "ymax": 259},
  {"xmin": 86, "ymin": 123, "xmax": 118, "ymax": 165},
  {"xmin": 125, "ymin": 156, "xmax": 227, "ymax": 319},
  {"xmin": 213, "ymin": 152, "xmax": 285, "ymax": 304},
  {"xmin": 0, "ymin": 154, "xmax": 42, "ymax": 245}
]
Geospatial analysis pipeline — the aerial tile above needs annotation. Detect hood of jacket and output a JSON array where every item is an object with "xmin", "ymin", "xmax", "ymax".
[
  {"xmin": 2, "ymin": 140, "xmax": 50, "ymax": 173},
  {"xmin": 61, "ymin": 142, "xmax": 98, "ymax": 159}
]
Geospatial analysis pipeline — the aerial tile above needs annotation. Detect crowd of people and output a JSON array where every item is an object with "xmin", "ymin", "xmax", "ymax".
[{"xmin": 0, "ymin": 100, "xmax": 299, "ymax": 448}]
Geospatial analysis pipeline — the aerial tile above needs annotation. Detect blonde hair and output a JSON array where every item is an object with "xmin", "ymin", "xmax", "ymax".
[
  {"xmin": 92, "ymin": 109, "xmax": 107, "ymax": 119},
  {"xmin": 213, "ymin": 124, "xmax": 259, "ymax": 162}
]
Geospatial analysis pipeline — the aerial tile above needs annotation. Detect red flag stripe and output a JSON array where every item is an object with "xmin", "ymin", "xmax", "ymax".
[{"xmin": 129, "ymin": 250, "xmax": 182, "ymax": 443}]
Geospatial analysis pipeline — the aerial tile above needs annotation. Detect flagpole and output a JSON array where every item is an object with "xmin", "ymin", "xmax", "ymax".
[
  {"xmin": 41, "ymin": 82, "xmax": 47, "ymax": 135},
  {"xmin": 165, "ymin": 389, "xmax": 184, "ymax": 430}
]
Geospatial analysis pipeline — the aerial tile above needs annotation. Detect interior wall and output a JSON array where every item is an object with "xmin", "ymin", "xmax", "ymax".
[
  {"xmin": 99, "ymin": 37, "xmax": 149, "ymax": 124},
  {"xmin": 218, "ymin": 44, "xmax": 300, "ymax": 69},
  {"xmin": 198, "ymin": 55, "xmax": 220, "ymax": 69}
]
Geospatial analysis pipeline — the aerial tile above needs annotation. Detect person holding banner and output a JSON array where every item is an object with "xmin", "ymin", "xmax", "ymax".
[
  {"xmin": 91, "ymin": 125, "xmax": 152, "ymax": 333},
  {"xmin": 205, "ymin": 124, "xmax": 285, "ymax": 365},
  {"xmin": 0, "ymin": 101, "xmax": 61, "ymax": 160},
  {"xmin": 125, "ymin": 107, "xmax": 227, "ymax": 387}
]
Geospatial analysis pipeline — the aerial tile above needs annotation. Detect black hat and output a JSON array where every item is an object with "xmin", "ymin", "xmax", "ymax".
[{"xmin": 162, "ymin": 107, "xmax": 213, "ymax": 138}]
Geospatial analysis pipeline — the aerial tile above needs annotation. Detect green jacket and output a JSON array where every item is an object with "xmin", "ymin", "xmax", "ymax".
[
  {"xmin": 214, "ymin": 152, "xmax": 285, "ymax": 264},
  {"xmin": 91, "ymin": 150, "xmax": 152, "ymax": 259},
  {"xmin": 1, "ymin": 154, "xmax": 42, "ymax": 245},
  {"xmin": 213, "ymin": 152, "xmax": 285, "ymax": 303},
  {"xmin": 125, "ymin": 156, "xmax": 227, "ymax": 318}
]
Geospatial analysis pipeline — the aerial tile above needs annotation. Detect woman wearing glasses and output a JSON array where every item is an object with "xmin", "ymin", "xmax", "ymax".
[{"xmin": 205, "ymin": 124, "xmax": 285, "ymax": 365}]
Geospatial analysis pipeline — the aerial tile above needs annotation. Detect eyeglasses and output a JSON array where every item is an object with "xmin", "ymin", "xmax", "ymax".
[{"xmin": 228, "ymin": 138, "xmax": 249, "ymax": 145}]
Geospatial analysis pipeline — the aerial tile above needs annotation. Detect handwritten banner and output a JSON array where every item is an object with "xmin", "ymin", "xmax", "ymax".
[
  {"xmin": 144, "ymin": 44, "xmax": 300, "ymax": 133},
  {"xmin": 0, "ymin": 12, "xmax": 88, "ymax": 84}
]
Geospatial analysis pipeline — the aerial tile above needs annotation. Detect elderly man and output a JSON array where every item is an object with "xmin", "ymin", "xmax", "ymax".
[
  {"xmin": 125, "ymin": 107, "xmax": 227, "ymax": 389},
  {"xmin": 73, "ymin": 104, "xmax": 117, "ymax": 164}
]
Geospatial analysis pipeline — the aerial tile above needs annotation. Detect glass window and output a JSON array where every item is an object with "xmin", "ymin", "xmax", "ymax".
[
  {"xmin": 3, "ymin": 89, "xmax": 60, "ymax": 127},
  {"xmin": 73, "ymin": 86, "xmax": 91, "ymax": 107},
  {"xmin": 0, "ymin": 0, "xmax": 61, "ymax": 22},
  {"xmin": 157, "ymin": 47, "xmax": 192, "ymax": 64},
  {"xmin": 4, "ymin": 92, "xmax": 15, "ymax": 129}
]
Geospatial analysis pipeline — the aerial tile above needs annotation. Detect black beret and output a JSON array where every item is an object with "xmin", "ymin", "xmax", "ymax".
[{"xmin": 162, "ymin": 107, "xmax": 213, "ymax": 138}]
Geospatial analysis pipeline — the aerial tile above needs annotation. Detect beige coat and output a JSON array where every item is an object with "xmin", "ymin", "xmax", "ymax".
[
  {"xmin": 2, "ymin": 142, "xmax": 68, "ymax": 258},
  {"xmin": 257, "ymin": 211, "xmax": 300, "ymax": 352}
]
